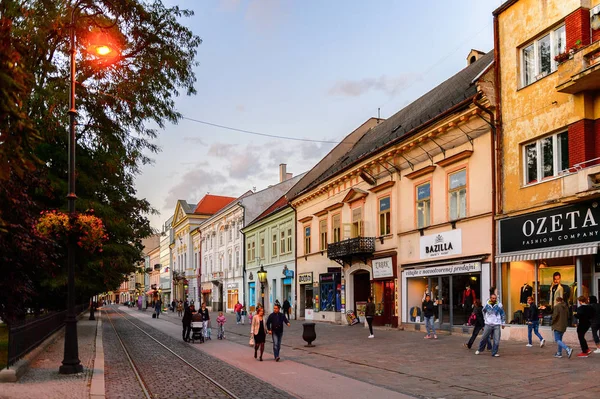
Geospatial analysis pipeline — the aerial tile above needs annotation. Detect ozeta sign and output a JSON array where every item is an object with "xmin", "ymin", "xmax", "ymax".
[{"xmin": 420, "ymin": 229, "xmax": 462, "ymax": 259}]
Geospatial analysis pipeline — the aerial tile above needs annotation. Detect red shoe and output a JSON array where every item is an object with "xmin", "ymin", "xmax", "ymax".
[
  {"xmin": 585, "ymin": 348, "xmax": 593, "ymax": 355},
  {"xmin": 577, "ymin": 352, "xmax": 589, "ymax": 358}
]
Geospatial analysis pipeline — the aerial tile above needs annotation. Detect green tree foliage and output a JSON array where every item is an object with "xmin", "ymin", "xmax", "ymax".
[{"xmin": 0, "ymin": 0, "xmax": 201, "ymax": 320}]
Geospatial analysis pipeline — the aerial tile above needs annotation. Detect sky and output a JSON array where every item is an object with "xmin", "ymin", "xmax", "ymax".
[{"xmin": 136, "ymin": 0, "xmax": 502, "ymax": 231}]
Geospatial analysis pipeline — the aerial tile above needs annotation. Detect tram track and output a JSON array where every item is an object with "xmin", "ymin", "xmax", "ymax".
[{"xmin": 105, "ymin": 307, "xmax": 240, "ymax": 399}]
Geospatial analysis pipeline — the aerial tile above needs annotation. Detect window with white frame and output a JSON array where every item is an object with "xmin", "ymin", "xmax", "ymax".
[
  {"xmin": 228, "ymin": 251, "xmax": 232, "ymax": 270},
  {"xmin": 236, "ymin": 250, "xmax": 240, "ymax": 267},
  {"xmin": 351, "ymin": 207, "xmax": 363, "ymax": 238},
  {"xmin": 194, "ymin": 252, "xmax": 197, "ymax": 269},
  {"xmin": 332, "ymin": 214, "xmax": 341, "ymax": 243},
  {"xmin": 229, "ymin": 225, "xmax": 233, "ymax": 240},
  {"xmin": 523, "ymin": 131, "xmax": 569, "ymax": 185},
  {"xmin": 304, "ymin": 226, "xmax": 311, "ymax": 254},
  {"xmin": 319, "ymin": 219, "xmax": 327, "ymax": 251},
  {"xmin": 286, "ymin": 226, "xmax": 292, "ymax": 253},
  {"xmin": 416, "ymin": 182, "xmax": 431, "ymax": 228},
  {"xmin": 521, "ymin": 25, "xmax": 565, "ymax": 86},
  {"xmin": 259, "ymin": 232, "xmax": 265, "ymax": 259},
  {"xmin": 219, "ymin": 230, "xmax": 224, "ymax": 246},
  {"xmin": 379, "ymin": 196, "xmax": 391, "ymax": 235},
  {"xmin": 449, "ymin": 169, "xmax": 467, "ymax": 220},
  {"xmin": 280, "ymin": 229, "xmax": 286, "ymax": 254},
  {"xmin": 219, "ymin": 256, "xmax": 223, "ymax": 270},
  {"xmin": 272, "ymin": 230, "xmax": 278, "ymax": 257}
]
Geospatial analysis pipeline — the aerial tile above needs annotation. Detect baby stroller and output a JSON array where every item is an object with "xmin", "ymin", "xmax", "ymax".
[{"xmin": 190, "ymin": 313, "xmax": 204, "ymax": 343}]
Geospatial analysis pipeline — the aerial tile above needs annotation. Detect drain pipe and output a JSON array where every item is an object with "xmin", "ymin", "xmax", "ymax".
[{"xmin": 473, "ymin": 91, "xmax": 498, "ymax": 290}]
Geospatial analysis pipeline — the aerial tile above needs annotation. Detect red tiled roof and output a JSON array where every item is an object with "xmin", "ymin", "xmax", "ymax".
[{"xmin": 194, "ymin": 194, "xmax": 237, "ymax": 214}]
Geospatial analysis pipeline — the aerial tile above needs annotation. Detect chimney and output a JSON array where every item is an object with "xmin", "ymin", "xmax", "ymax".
[{"xmin": 279, "ymin": 163, "xmax": 287, "ymax": 182}]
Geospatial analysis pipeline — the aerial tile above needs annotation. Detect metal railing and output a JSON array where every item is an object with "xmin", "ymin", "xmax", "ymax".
[
  {"xmin": 6, "ymin": 303, "xmax": 87, "ymax": 368},
  {"xmin": 327, "ymin": 237, "xmax": 375, "ymax": 260}
]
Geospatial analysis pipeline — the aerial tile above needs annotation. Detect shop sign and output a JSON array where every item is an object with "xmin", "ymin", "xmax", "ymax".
[
  {"xmin": 499, "ymin": 200, "xmax": 600, "ymax": 253},
  {"xmin": 404, "ymin": 262, "xmax": 481, "ymax": 277},
  {"xmin": 298, "ymin": 272, "xmax": 313, "ymax": 285},
  {"xmin": 227, "ymin": 283, "xmax": 238, "ymax": 289},
  {"xmin": 419, "ymin": 229, "xmax": 462, "ymax": 259},
  {"xmin": 372, "ymin": 257, "xmax": 394, "ymax": 278}
]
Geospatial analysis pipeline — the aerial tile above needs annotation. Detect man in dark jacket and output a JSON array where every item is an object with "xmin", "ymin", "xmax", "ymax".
[
  {"xmin": 525, "ymin": 296, "xmax": 545, "ymax": 348},
  {"xmin": 590, "ymin": 296, "xmax": 600, "ymax": 353},
  {"xmin": 182, "ymin": 304, "xmax": 194, "ymax": 342},
  {"xmin": 575, "ymin": 295, "xmax": 596, "ymax": 357},
  {"xmin": 422, "ymin": 294, "xmax": 437, "ymax": 339},
  {"xmin": 365, "ymin": 296, "xmax": 376, "ymax": 338},
  {"xmin": 266, "ymin": 304, "xmax": 290, "ymax": 362},
  {"xmin": 551, "ymin": 297, "xmax": 572, "ymax": 358}
]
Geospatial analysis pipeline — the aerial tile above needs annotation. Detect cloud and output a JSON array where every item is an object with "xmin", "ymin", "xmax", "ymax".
[
  {"xmin": 163, "ymin": 165, "xmax": 227, "ymax": 208},
  {"xmin": 328, "ymin": 73, "xmax": 421, "ymax": 97},
  {"xmin": 208, "ymin": 143, "xmax": 264, "ymax": 179},
  {"xmin": 183, "ymin": 137, "xmax": 206, "ymax": 146}
]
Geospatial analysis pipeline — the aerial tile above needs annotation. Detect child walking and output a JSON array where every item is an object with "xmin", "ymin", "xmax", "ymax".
[
  {"xmin": 525, "ymin": 296, "xmax": 545, "ymax": 348},
  {"xmin": 216, "ymin": 311, "xmax": 226, "ymax": 339}
]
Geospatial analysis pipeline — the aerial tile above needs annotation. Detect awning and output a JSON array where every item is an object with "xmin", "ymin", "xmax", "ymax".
[{"xmin": 495, "ymin": 242, "xmax": 599, "ymax": 263}]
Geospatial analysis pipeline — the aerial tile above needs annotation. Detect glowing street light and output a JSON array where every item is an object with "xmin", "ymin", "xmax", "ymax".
[{"xmin": 60, "ymin": 3, "xmax": 120, "ymax": 375}]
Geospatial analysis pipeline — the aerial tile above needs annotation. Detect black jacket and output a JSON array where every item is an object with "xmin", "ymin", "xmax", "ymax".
[
  {"xmin": 182, "ymin": 308, "xmax": 193, "ymax": 326},
  {"xmin": 365, "ymin": 302, "xmax": 376, "ymax": 317},
  {"xmin": 200, "ymin": 308, "xmax": 209, "ymax": 321},
  {"xmin": 575, "ymin": 304, "xmax": 596, "ymax": 329},
  {"xmin": 525, "ymin": 304, "xmax": 539, "ymax": 323},
  {"xmin": 473, "ymin": 305, "xmax": 484, "ymax": 327},
  {"xmin": 422, "ymin": 300, "xmax": 435, "ymax": 318},
  {"xmin": 266, "ymin": 312, "xmax": 289, "ymax": 333},
  {"xmin": 591, "ymin": 303, "xmax": 600, "ymax": 326}
]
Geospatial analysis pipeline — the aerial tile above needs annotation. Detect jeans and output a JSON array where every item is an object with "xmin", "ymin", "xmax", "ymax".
[
  {"xmin": 553, "ymin": 330, "xmax": 569, "ymax": 355},
  {"xmin": 591, "ymin": 323, "xmax": 599, "ymax": 345},
  {"xmin": 366, "ymin": 316, "xmax": 374, "ymax": 335},
  {"xmin": 467, "ymin": 324, "xmax": 486, "ymax": 349},
  {"xmin": 272, "ymin": 331, "xmax": 283, "ymax": 358},
  {"xmin": 203, "ymin": 320, "xmax": 211, "ymax": 338},
  {"xmin": 236, "ymin": 311, "xmax": 241, "ymax": 323},
  {"xmin": 425, "ymin": 316, "xmax": 436, "ymax": 336},
  {"xmin": 218, "ymin": 324, "xmax": 225, "ymax": 338},
  {"xmin": 527, "ymin": 321, "xmax": 544, "ymax": 344},
  {"xmin": 478, "ymin": 324, "xmax": 501, "ymax": 355}
]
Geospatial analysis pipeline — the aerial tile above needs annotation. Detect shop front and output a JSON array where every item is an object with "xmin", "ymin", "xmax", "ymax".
[
  {"xmin": 298, "ymin": 272, "xmax": 313, "ymax": 318},
  {"xmin": 227, "ymin": 283, "xmax": 239, "ymax": 311},
  {"xmin": 371, "ymin": 255, "xmax": 398, "ymax": 327},
  {"xmin": 318, "ymin": 271, "xmax": 342, "ymax": 322},
  {"xmin": 201, "ymin": 282, "xmax": 212, "ymax": 307},
  {"xmin": 401, "ymin": 229, "xmax": 491, "ymax": 329},
  {"xmin": 496, "ymin": 200, "xmax": 600, "ymax": 340}
]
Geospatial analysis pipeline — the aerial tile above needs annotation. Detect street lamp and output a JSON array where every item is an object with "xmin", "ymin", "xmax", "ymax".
[
  {"xmin": 257, "ymin": 265, "xmax": 267, "ymax": 309},
  {"xmin": 60, "ymin": 2, "xmax": 119, "ymax": 375}
]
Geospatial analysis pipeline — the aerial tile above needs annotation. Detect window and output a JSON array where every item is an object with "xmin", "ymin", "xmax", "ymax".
[
  {"xmin": 219, "ymin": 256, "xmax": 223, "ymax": 270},
  {"xmin": 184, "ymin": 253, "xmax": 187, "ymax": 269},
  {"xmin": 304, "ymin": 226, "xmax": 311, "ymax": 254},
  {"xmin": 523, "ymin": 132, "xmax": 569, "ymax": 185},
  {"xmin": 236, "ymin": 250, "xmax": 240, "ymax": 267},
  {"xmin": 251, "ymin": 241, "xmax": 255, "ymax": 261},
  {"xmin": 247, "ymin": 238, "xmax": 256, "ymax": 262},
  {"xmin": 272, "ymin": 231, "xmax": 278, "ymax": 257},
  {"xmin": 319, "ymin": 219, "xmax": 327, "ymax": 251},
  {"xmin": 351, "ymin": 207, "xmax": 362, "ymax": 238},
  {"xmin": 259, "ymin": 233, "xmax": 265, "ymax": 259},
  {"xmin": 379, "ymin": 196, "xmax": 391, "ymax": 235},
  {"xmin": 194, "ymin": 252, "xmax": 197, "ymax": 269},
  {"xmin": 416, "ymin": 182, "xmax": 431, "ymax": 228},
  {"xmin": 229, "ymin": 226, "xmax": 233, "ymax": 241},
  {"xmin": 228, "ymin": 251, "xmax": 232, "ymax": 270},
  {"xmin": 219, "ymin": 231, "xmax": 223, "ymax": 246},
  {"xmin": 521, "ymin": 25, "xmax": 565, "ymax": 86},
  {"xmin": 449, "ymin": 170, "xmax": 467, "ymax": 220},
  {"xmin": 280, "ymin": 230, "xmax": 286, "ymax": 254},
  {"xmin": 332, "ymin": 214, "xmax": 341, "ymax": 243},
  {"xmin": 287, "ymin": 227, "xmax": 292, "ymax": 253}
]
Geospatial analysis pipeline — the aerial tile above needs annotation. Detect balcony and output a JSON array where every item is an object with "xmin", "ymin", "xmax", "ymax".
[
  {"xmin": 327, "ymin": 237, "xmax": 375, "ymax": 266},
  {"xmin": 556, "ymin": 40, "xmax": 600, "ymax": 94}
]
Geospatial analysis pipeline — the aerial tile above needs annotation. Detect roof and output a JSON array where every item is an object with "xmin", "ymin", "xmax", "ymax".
[
  {"xmin": 194, "ymin": 194, "xmax": 237, "ymax": 214},
  {"xmin": 245, "ymin": 195, "xmax": 290, "ymax": 229},
  {"xmin": 298, "ymin": 51, "xmax": 494, "ymax": 196},
  {"xmin": 177, "ymin": 200, "xmax": 196, "ymax": 214}
]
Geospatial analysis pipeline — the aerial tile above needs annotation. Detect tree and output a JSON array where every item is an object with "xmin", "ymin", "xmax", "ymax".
[{"xmin": 0, "ymin": 0, "xmax": 201, "ymax": 320}]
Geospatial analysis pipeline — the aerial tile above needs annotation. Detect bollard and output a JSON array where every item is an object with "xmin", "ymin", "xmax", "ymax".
[{"xmin": 302, "ymin": 322, "xmax": 316, "ymax": 347}]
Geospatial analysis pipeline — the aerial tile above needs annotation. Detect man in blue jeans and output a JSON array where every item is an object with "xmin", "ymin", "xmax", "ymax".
[
  {"xmin": 525, "ymin": 296, "xmax": 545, "ymax": 348},
  {"xmin": 266, "ymin": 304, "xmax": 290, "ymax": 362},
  {"xmin": 475, "ymin": 293, "xmax": 506, "ymax": 357}
]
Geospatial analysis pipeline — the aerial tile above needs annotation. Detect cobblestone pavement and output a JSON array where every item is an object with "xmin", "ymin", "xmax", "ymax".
[
  {"xmin": 0, "ymin": 316, "xmax": 96, "ymax": 399},
  {"xmin": 156, "ymin": 308, "xmax": 600, "ymax": 399},
  {"xmin": 104, "ymin": 308, "xmax": 294, "ymax": 399}
]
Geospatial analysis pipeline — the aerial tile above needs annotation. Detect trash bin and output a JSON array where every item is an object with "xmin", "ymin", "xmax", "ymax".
[{"xmin": 302, "ymin": 322, "xmax": 316, "ymax": 347}]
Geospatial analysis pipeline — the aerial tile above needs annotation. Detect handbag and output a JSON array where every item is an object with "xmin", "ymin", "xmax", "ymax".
[{"xmin": 249, "ymin": 333, "xmax": 255, "ymax": 346}]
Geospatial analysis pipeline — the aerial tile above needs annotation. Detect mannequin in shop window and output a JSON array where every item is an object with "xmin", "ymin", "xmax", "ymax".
[
  {"xmin": 520, "ymin": 283, "xmax": 533, "ymax": 305},
  {"xmin": 462, "ymin": 284, "xmax": 476, "ymax": 320},
  {"xmin": 422, "ymin": 285, "xmax": 432, "ymax": 302},
  {"xmin": 549, "ymin": 272, "xmax": 570, "ymax": 309}
]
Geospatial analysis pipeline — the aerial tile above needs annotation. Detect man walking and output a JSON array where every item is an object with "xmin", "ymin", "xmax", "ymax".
[
  {"xmin": 266, "ymin": 304, "xmax": 290, "ymax": 362},
  {"xmin": 551, "ymin": 296, "xmax": 572, "ymax": 358},
  {"xmin": 234, "ymin": 301, "xmax": 243, "ymax": 324},
  {"xmin": 475, "ymin": 293, "xmax": 505, "ymax": 357}
]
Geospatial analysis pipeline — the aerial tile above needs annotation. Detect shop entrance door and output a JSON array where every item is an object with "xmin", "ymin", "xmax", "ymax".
[
  {"xmin": 353, "ymin": 271, "xmax": 370, "ymax": 312},
  {"xmin": 383, "ymin": 280, "xmax": 395, "ymax": 326},
  {"xmin": 439, "ymin": 276, "xmax": 451, "ymax": 329}
]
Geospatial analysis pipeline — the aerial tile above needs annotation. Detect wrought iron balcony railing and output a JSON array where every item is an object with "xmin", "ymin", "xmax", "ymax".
[{"xmin": 327, "ymin": 237, "xmax": 375, "ymax": 265}]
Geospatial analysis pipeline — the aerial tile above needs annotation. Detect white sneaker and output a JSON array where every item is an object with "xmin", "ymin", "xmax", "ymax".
[
  {"xmin": 594, "ymin": 348, "xmax": 600, "ymax": 354},
  {"xmin": 526, "ymin": 344, "xmax": 533, "ymax": 347},
  {"xmin": 475, "ymin": 350, "xmax": 480, "ymax": 355},
  {"xmin": 368, "ymin": 335, "xmax": 374, "ymax": 338},
  {"xmin": 540, "ymin": 339, "xmax": 546, "ymax": 348}
]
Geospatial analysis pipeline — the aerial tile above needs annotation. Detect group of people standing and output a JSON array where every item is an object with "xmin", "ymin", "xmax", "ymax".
[{"xmin": 181, "ymin": 302, "xmax": 214, "ymax": 342}]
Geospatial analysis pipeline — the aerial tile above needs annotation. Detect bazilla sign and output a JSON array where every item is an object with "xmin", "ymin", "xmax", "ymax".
[
  {"xmin": 420, "ymin": 229, "xmax": 462, "ymax": 259},
  {"xmin": 499, "ymin": 200, "xmax": 600, "ymax": 253}
]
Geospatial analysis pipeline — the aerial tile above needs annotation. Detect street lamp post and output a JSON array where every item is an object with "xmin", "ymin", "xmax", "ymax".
[
  {"xmin": 257, "ymin": 265, "xmax": 267, "ymax": 310},
  {"xmin": 60, "ymin": 3, "xmax": 118, "ymax": 375}
]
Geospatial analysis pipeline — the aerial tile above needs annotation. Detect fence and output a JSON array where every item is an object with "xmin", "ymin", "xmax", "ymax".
[{"xmin": 6, "ymin": 303, "xmax": 87, "ymax": 368}]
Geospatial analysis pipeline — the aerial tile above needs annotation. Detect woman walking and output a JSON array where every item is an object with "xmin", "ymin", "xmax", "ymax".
[
  {"xmin": 365, "ymin": 296, "xmax": 375, "ymax": 338},
  {"xmin": 575, "ymin": 296, "xmax": 595, "ymax": 357},
  {"xmin": 251, "ymin": 307, "xmax": 266, "ymax": 361},
  {"xmin": 200, "ymin": 303, "xmax": 211, "ymax": 340},
  {"xmin": 589, "ymin": 296, "xmax": 600, "ymax": 353}
]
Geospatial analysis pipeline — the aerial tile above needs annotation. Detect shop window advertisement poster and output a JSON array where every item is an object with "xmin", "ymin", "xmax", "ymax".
[
  {"xmin": 538, "ymin": 266, "xmax": 574, "ymax": 307},
  {"xmin": 356, "ymin": 301, "xmax": 367, "ymax": 320}
]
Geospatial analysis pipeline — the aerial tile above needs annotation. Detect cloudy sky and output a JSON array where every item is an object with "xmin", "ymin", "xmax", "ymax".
[{"xmin": 136, "ymin": 0, "xmax": 501, "ymax": 231}]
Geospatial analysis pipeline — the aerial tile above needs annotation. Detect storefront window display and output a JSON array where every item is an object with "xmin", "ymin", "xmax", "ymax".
[
  {"xmin": 319, "ymin": 273, "xmax": 341, "ymax": 312},
  {"xmin": 501, "ymin": 256, "xmax": 594, "ymax": 327}
]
